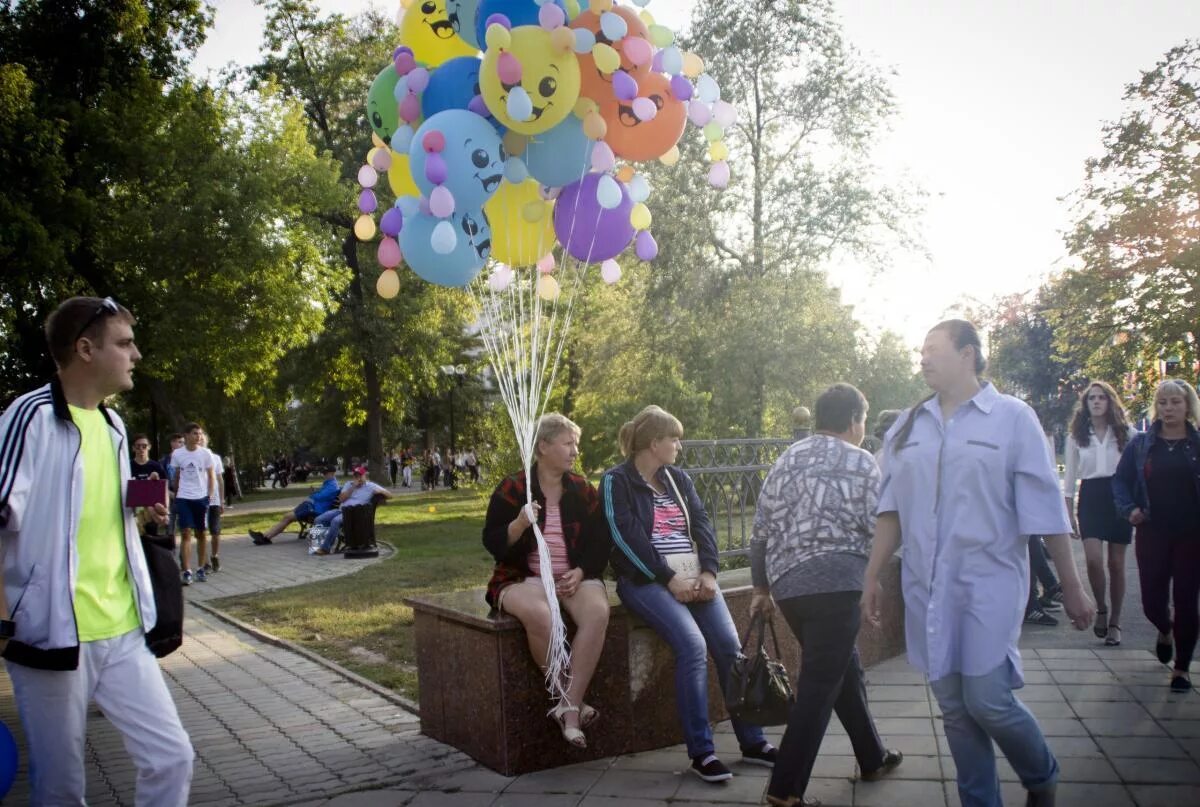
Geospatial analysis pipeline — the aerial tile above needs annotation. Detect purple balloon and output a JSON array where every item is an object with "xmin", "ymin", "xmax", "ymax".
[
  {"xmin": 380, "ymin": 207, "xmax": 404, "ymax": 237},
  {"xmin": 670, "ymin": 74, "xmax": 694, "ymax": 102},
  {"xmin": 651, "ymin": 50, "xmax": 664, "ymax": 73},
  {"xmin": 635, "ymin": 230, "xmax": 658, "ymax": 261},
  {"xmin": 554, "ymin": 174, "xmax": 635, "ymax": 263},
  {"xmin": 425, "ymin": 153, "xmax": 448, "ymax": 185},
  {"xmin": 358, "ymin": 189, "xmax": 377, "ymax": 214},
  {"xmin": 613, "ymin": 70, "xmax": 638, "ymax": 102}
]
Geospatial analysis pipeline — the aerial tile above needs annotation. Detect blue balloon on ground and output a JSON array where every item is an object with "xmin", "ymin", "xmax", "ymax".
[
  {"xmin": 475, "ymin": 0, "xmax": 566, "ymax": 49},
  {"xmin": 446, "ymin": 0, "xmax": 483, "ymax": 48},
  {"xmin": 401, "ymin": 205, "xmax": 492, "ymax": 287},
  {"xmin": 521, "ymin": 114, "xmax": 595, "ymax": 188},
  {"xmin": 0, "ymin": 721, "xmax": 17, "ymax": 800},
  {"xmin": 409, "ymin": 110, "xmax": 505, "ymax": 211}
]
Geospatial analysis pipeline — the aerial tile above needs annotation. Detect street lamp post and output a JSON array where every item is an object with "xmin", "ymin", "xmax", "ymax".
[{"xmin": 440, "ymin": 364, "xmax": 467, "ymax": 452}]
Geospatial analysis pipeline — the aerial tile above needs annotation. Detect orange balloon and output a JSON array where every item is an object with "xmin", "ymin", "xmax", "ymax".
[
  {"xmin": 569, "ymin": 7, "xmax": 651, "ymax": 107},
  {"xmin": 600, "ymin": 72, "xmax": 686, "ymax": 162}
]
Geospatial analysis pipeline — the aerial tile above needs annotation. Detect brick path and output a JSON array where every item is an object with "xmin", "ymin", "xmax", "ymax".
[{"xmin": 1, "ymin": 516, "xmax": 1197, "ymax": 805}]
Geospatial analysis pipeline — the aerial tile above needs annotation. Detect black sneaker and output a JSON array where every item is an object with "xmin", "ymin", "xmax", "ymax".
[
  {"xmin": 690, "ymin": 754, "xmax": 733, "ymax": 783},
  {"xmin": 740, "ymin": 742, "xmax": 777, "ymax": 768},
  {"xmin": 210, "ymin": 555, "xmax": 220, "ymax": 573},
  {"xmin": 861, "ymin": 749, "xmax": 904, "ymax": 781},
  {"xmin": 249, "ymin": 530, "xmax": 271, "ymax": 545},
  {"xmin": 1038, "ymin": 595, "xmax": 1062, "ymax": 612},
  {"xmin": 1024, "ymin": 608, "xmax": 1059, "ymax": 627}
]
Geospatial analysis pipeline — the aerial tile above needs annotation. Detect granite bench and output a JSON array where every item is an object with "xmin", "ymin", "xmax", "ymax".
[{"xmin": 405, "ymin": 557, "xmax": 906, "ymax": 776}]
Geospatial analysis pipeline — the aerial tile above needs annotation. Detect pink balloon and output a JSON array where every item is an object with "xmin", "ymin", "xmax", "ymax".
[
  {"xmin": 632, "ymin": 97, "xmax": 657, "ymax": 121},
  {"xmin": 538, "ymin": 3, "xmax": 565, "ymax": 29},
  {"xmin": 713, "ymin": 100, "xmax": 737, "ymax": 128},
  {"xmin": 371, "ymin": 149, "xmax": 392, "ymax": 171},
  {"xmin": 623, "ymin": 37, "xmax": 652, "ymax": 66},
  {"xmin": 498, "ymin": 52, "xmax": 523, "ymax": 86},
  {"xmin": 357, "ymin": 164, "xmax": 378, "ymax": 188},
  {"xmin": 708, "ymin": 160, "xmax": 730, "ymax": 189},
  {"xmin": 378, "ymin": 236, "xmax": 402, "ymax": 268},
  {"xmin": 393, "ymin": 47, "xmax": 416, "ymax": 76},
  {"xmin": 408, "ymin": 68, "xmax": 430, "ymax": 94},
  {"xmin": 688, "ymin": 100, "xmax": 712, "ymax": 126},
  {"xmin": 590, "ymin": 141, "xmax": 616, "ymax": 172},
  {"xmin": 429, "ymin": 185, "xmax": 456, "ymax": 218},
  {"xmin": 536, "ymin": 253, "xmax": 556, "ymax": 273},
  {"xmin": 399, "ymin": 93, "xmax": 421, "ymax": 124}
]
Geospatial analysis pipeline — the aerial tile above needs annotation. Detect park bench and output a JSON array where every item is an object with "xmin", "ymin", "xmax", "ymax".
[{"xmin": 405, "ymin": 556, "xmax": 906, "ymax": 776}]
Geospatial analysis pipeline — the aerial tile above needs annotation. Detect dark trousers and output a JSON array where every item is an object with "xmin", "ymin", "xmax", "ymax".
[
  {"xmin": 1136, "ymin": 526, "xmax": 1200, "ymax": 672},
  {"xmin": 769, "ymin": 591, "xmax": 887, "ymax": 801},
  {"xmin": 1026, "ymin": 537, "xmax": 1060, "ymax": 612}
]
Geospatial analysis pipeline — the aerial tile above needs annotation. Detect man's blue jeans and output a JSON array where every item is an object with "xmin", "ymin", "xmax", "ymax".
[
  {"xmin": 616, "ymin": 576, "xmax": 766, "ymax": 759},
  {"xmin": 930, "ymin": 662, "xmax": 1058, "ymax": 807},
  {"xmin": 316, "ymin": 509, "xmax": 343, "ymax": 552}
]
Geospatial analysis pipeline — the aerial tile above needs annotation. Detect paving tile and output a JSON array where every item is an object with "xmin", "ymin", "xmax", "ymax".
[
  {"xmin": 1037, "ymin": 718, "xmax": 1091, "ymax": 737},
  {"xmin": 1082, "ymin": 718, "xmax": 1166, "ymax": 737},
  {"xmin": 1095, "ymin": 735, "xmax": 1187, "ymax": 759},
  {"xmin": 577, "ymin": 798, "xmax": 671, "ymax": 807},
  {"xmin": 873, "ymin": 717, "xmax": 937, "ymax": 736},
  {"xmin": 1068, "ymin": 701, "xmax": 1151, "ymax": 720},
  {"xmin": 1045, "ymin": 736, "xmax": 1103, "ymax": 758},
  {"xmin": 1052, "ymin": 783, "xmax": 1136, "ymax": 807},
  {"xmin": 1110, "ymin": 756, "xmax": 1200, "ymax": 784},
  {"xmin": 1063, "ymin": 685, "xmax": 1131, "ymax": 702},
  {"xmin": 674, "ymin": 770, "xmax": 766, "ymax": 803},
  {"xmin": 855, "ymin": 778, "xmax": 948, "ymax": 806},
  {"xmin": 870, "ymin": 700, "xmax": 934, "ymax": 718},
  {"xmin": 586, "ymin": 768, "xmax": 681, "ymax": 800},
  {"xmin": 491, "ymin": 795, "xmax": 578, "ymax": 807},
  {"xmin": 867, "ymin": 685, "xmax": 930, "ymax": 701},
  {"xmin": 406, "ymin": 794, "xmax": 498, "ymax": 807},
  {"xmin": 1125, "ymin": 784, "xmax": 1200, "ymax": 807},
  {"xmin": 1058, "ymin": 756, "xmax": 1120, "ymax": 783},
  {"xmin": 804, "ymin": 777, "xmax": 855, "ymax": 807},
  {"xmin": 860, "ymin": 754, "xmax": 941, "ymax": 781},
  {"xmin": 505, "ymin": 763, "xmax": 605, "ymax": 794},
  {"xmin": 323, "ymin": 791, "xmax": 416, "ymax": 807},
  {"xmin": 1160, "ymin": 720, "xmax": 1200, "ymax": 738}
]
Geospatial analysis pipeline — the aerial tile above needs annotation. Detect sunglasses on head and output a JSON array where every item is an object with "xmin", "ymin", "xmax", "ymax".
[{"xmin": 74, "ymin": 297, "xmax": 121, "ymax": 344}]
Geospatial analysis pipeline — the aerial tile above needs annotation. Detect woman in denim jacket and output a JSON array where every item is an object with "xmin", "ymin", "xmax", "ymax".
[
  {"xmin": 1112, "ymin": 379, "xmax": 1200, "ymax": 691},
  {"xmin": 600, "ymin": 405, "xmax": 775, "ymax": 784}
]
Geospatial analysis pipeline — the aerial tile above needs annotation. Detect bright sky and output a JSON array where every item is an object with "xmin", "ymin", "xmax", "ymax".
[{"xmin": 193, "ymin": 0, "xmax": 1200, "ymax": 348}]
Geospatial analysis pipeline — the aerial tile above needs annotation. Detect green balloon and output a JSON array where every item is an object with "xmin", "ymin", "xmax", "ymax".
[{"xmin": 367, "ymin": 64, "xmax": 400, "ymax": 142}]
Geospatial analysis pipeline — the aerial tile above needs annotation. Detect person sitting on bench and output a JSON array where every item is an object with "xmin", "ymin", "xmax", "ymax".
[
  {"xmin": 313, "ymin": 465, "xmax": 391, "ymax": 555},
  {"xmin": 250, "ymin": 467, "xmax": 339, "ymax": 545}
]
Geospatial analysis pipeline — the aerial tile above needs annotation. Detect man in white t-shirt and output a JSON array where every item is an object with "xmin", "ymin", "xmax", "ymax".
[
  {"xmin": 170, "ymin": 422, "xmax": 215, "ymax": 585},
  {"xmin": 198, "ymin": 430, "xmax": 226, "ymax": 574}
]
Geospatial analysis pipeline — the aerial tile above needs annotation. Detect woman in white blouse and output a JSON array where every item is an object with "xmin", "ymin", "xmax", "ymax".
[{"xmin": 1064, "ymin": 381, "xmax": 1137, "ymax": 646}]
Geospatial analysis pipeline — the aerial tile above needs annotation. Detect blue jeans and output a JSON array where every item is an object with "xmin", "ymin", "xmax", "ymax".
[
  {"xmin": 930, "ymin": 661, "xmax": 1058, "ymax": 807},
  {"xmin": 316, "ymin": 509, "xmax": 342, "ymax": 551},
  {"xmin": 616, "ymin": 577, "xmax": 766, "ymax": 759}
]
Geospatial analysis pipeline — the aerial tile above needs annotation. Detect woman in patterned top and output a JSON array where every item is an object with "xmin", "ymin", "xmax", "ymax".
[
  {"xmin": 751, "ymin": 384, "xmax": 902, "ymax": 807},
  {"xmin": 482, "ymin": 414, "xmax": 611, "ymax": 748},
  {"xmin": 601, "ymin": 405, "xmax": 776, "ymax": 784}
]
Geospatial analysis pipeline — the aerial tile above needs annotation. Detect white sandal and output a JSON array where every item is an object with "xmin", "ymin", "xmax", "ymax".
[
  {"xmin": 580, "ymin": 703, "xmax": 600, "ymax": 728},
  {"xmin": 550, "ymin": 703, "xmax": 587, "ymax": 749}
]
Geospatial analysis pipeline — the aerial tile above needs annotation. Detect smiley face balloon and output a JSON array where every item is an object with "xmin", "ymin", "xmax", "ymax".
[
  {"xmin": 408, "ymin": 109, "xmax": 506, "ymax": 210},
  {"xmin": 600, "ymin": 71, "xmax": 686, "ymax": 161},
  {"xmin": 400, "ymin": 0, "xmax": 479, "ymax": 66},
  {"xmin": 366, "ymin": 65, "xmax": 401, "ymax": 141},
  {"xmin": 481, "ymin": 25, "xmax": 580, "ymax": 135},
  {"xmin": 445, "ymin": 0, "xmax": 483, "ymax": 48},
  {"xmin": 569, "ymin": 6, "xmax": 651, "ymax": 106}
]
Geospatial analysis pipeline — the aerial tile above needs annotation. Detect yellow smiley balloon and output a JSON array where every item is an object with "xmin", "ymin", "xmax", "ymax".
[
  {"xmin": 400, "ymin": 0, "xmax": 478, "ymax": 66},
  {"xmin": 485, "ymin": 178, "xmax": 556, "ymax": 266},
  {"xmin": 481, "ymin": 25, "xmax": 581, "ymax": 135},
  {"xmin": 387, "ymin": 150, "xmax": 421, "ymax": 199}
]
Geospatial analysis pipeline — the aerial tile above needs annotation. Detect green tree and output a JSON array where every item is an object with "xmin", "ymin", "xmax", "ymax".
[
  {"xmin": 251, "ymin": 0, "xmax": 478, "ymax": 479},
  {"xmin": 1058, "ymin": 39, "xmax": 1200, "ymax": 394}
]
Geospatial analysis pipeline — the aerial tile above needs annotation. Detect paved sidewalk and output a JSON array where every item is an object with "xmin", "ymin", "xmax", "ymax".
[{"xmin": 2, "ymin": 524, "xmax": 1196, "ymax": 805}]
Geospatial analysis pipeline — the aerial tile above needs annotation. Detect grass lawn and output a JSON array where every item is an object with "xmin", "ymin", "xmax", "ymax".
[{"xmin": 214, "ymin": 489, "xmax": 494, "ymax": 701}]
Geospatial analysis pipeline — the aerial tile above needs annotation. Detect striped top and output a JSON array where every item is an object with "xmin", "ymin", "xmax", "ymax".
[
  {"xmin": 651, "ymin": 491, "xmax": 693, "ymax": 555},
  {"xmin": 527, "ymin": 503, "xmax": 571, "ymax": 578}
]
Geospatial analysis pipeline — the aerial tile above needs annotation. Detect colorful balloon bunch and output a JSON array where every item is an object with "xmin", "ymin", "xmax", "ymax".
[{"xmin": 357, "ymin": 0, "xmax": 737, "ymax": 295}]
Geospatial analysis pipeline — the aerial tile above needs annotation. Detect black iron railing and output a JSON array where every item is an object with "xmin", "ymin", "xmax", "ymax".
[{"xmin": 677, "ymin": 438, "xmax": 794, "ymax": 558}]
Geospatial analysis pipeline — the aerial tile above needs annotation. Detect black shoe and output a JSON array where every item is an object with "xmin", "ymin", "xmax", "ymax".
[
  {"xmin": 861, "ymin": 749, "xmax": 903, "ymax": 781},
  {"xmin": 1025, "ymin": 784, "xmax": 1056, "ymax": 807},
  {"xmin": 210, "ymin": 555, "xmax": 220, "ymax": 573},
  {"xmin": 1170, "ymin": 674, "xmax": 1191, "ymax": 692},
  {"xmin": 249, "ymin": 530, "xmax": 266, "ymax": 545},
  {"xmin": 690, "ymin": 754, "xmax": 733, "ymax": 783},
  {"xmin": 1024, "ymin": 608, "xmax": 1059, "ymax": 627},
  {"xmin": 739, "ymin": 742, "xmax": 776, "ymax": 768},
  {"xmin": 1157, "ymin": 637, "xmax": 1174, "ymax": 665},
  {"xmin": 1038, "ymin": 595, "xmax": 1062, "ymax": 612}
]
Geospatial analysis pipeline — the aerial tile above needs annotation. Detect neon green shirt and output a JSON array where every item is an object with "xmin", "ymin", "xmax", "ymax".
[{"xmin": 69, "ymin": 404, "xmax": 140, "ymax": 641}]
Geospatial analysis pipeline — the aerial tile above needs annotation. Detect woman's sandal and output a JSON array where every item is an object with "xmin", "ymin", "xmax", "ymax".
[
  {"xmin": 1105, "ymin": 624, "xmax": 1121, "ymax": 646},
  {"xmin": 550, "ymin": 703, "xmax": 587, "ymax": 749},
  {"xmin": 580, "ymin": 703, "xmax": 600, "ymax": 729},
  {"xmin": 1093, "ymin": 609, "xmax": 1108, "ymax": 639}
]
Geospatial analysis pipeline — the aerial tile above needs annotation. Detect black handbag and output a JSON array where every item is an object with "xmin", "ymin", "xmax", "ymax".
[
  {"xmin": 725, "ymin": 612, "xmax": 795, "ymax": 726},
  {"xmin": 140, "ymin": 534, "xmax": 184, "ymax": 658}
]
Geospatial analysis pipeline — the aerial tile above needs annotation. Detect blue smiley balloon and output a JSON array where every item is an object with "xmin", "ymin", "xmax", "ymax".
[
  {"xmin": 401, "ymin": 204, "xmax": 492, "ymax": 287},
  {"xmin": 474, "ymin": 0, "xmax": 567, "ymax": 51},
  {"xmin": 521, "ymin": 114, "xmax": 595, "ymax": 188},
  {"xmin": 422, "ymin": 57, "xmax": 502, "ymax": 132},
  {"xmin": 409, "ymin": 109, "xmax": 506, "ymax": 211},
  {"xmin": 446, "ymin": 0, "xmax": 483, "ymax": 48}
]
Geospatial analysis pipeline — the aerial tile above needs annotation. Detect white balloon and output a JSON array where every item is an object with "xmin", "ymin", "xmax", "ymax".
[
  {"xmin": 628, "ymin": 174, "xmax": 651, "ymax": 203},
  {"xmin": 661, "ymin": 46, "xmax": 683, "ymax": 76},
  {"xmin": 488, "ymin": 265, "xmax": 514, "ymax": 291},
  {"xmin": 713, "ymin": 100, "xmax": 738, "ymax": 128},
  {"xmin": 696, "ymin": 74, "xmax": 720, "ymax": 104},
  {"xmin": 596, "ymin": 174, "xmax": 622, "ymax": 210},
  {"xmin": 600, "ymin": 259, "xmax": 622, "ymax": 284},
  {"xmin": 431, "ymin": 220, "xmax": 458, "ymax": 254},
  {"xmin": 507, "ymin": 86, "xmax": 534, "ymax": 122}
]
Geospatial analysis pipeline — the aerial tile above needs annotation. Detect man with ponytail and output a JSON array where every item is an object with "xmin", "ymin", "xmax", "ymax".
[{"xmin": 861, "ymin": 319, "xmax": 1094, "ymax": 807}]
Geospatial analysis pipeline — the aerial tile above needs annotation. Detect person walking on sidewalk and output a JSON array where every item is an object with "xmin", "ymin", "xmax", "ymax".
[
  {"xmin": 751, "ymin": 384, "xmax": 903, "ymax": 807},
  {"xmin": 198, "ymin": 429, "xmax": 225, "ymax": 573},
  {"xmin": 171, "ymin": 422, "xmax": 215, "ymax": 585},
  {"xmin": 862, "ymin": 319, "xmax": 1094, "ymax": 807},
  {"xmin": 1112, "ymin": 378, "xmax": 1200, "ymax": 692},
  {"xmin": 1064, "ymin": 381, "xmax": 1136, "ymax": 646},
  {"xmin": 0, "ymin": 296, "xmax": 193, "ymax": 804}
]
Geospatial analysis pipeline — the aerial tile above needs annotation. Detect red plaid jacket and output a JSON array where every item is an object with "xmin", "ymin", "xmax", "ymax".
[{"xmin": 482, "ymin": 466, "xmax": 609, "ymax": 607}]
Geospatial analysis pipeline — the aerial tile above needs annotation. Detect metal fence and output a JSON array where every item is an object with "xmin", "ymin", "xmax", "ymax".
[{"xmin": 677, "ymin": 438, "xmax": 793, "ymax": 558}]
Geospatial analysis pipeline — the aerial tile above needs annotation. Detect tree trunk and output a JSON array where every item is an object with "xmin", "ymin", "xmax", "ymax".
[
  {"xmin": 561, "ymin": 351, "xmax": 581, "ymax": 417},
  {"xmin": 342, "ymin": 232, "xmax": 387, "ymax": 482}
]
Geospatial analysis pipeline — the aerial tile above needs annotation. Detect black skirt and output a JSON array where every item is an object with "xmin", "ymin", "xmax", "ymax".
[{"xmin": 1077, "ymin": 477, "xmax": 1132, "ymax": 544}]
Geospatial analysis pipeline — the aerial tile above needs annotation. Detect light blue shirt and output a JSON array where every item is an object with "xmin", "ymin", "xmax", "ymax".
[{"xmin": 878, "ymin": 383, "xmax": 1070, "ymax": 685}]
